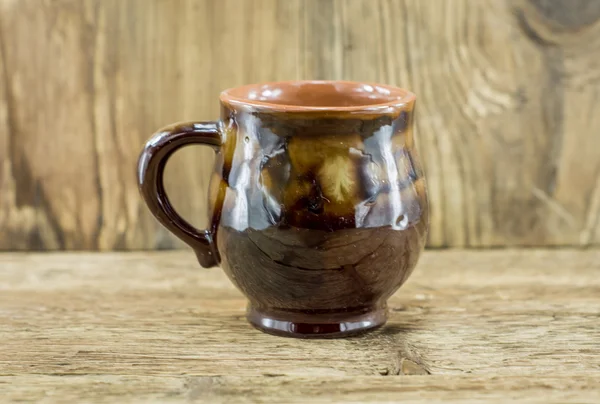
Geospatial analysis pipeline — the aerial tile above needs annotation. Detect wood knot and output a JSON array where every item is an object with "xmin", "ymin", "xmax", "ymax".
[
  {"xmin": 517, "ymin": 0, "xmax": 600, "ymax": 47},
  {"xmin": 400, "ymin": 358, "xmax": 430, "ymax": 375},
  {"xmin": 529, "ymin": 0, "xmax": 600, "ymax": 29}
]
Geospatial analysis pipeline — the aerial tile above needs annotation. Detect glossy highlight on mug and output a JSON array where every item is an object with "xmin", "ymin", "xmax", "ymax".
[
  {"xmin": 138, "ymin": 80, "xmax": 429, "ymax": 338},
  {"xmin": 247, "ymin": 305, "xmax": 388, "ymax": 338}
]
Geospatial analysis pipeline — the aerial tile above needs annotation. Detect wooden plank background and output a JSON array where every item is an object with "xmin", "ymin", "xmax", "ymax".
[{"xmin": 0, "ymin": 0, "xmax": 599, "ymax": 250}]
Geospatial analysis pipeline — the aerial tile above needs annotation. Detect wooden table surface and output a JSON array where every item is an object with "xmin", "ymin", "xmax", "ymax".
[{"xmin": 1, "ymin": 250, "xmax": 599, "ymax": 403}]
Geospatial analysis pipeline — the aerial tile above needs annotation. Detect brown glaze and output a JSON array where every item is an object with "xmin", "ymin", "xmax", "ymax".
[
  {"xmin": 138, "ymin": 81, "xmax": 428, "ymax": 338},
  {"xmin": 137, "ymin": 122, "xmax": 221, "ymax": 267}
]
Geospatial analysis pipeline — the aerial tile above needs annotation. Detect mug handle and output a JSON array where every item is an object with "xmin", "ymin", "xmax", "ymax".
[{"xmin": 137, "ymin": 122, "xmax": 221, "ymax": 267}]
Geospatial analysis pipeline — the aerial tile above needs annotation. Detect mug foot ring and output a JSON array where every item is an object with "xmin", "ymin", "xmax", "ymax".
[{"xmin": 247, "ymin": 305, "xmax": 387, "ymax": 338}]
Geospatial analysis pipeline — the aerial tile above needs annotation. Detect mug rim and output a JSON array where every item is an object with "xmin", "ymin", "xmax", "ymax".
[{"xmin": 220, "ymin": 80, "xmax": 415, "ymax": 113}]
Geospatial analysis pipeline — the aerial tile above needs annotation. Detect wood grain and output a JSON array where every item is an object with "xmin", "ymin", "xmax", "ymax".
[
  {"xmin": 1, "ymin": 0, "xmax": 599, "ymax": 250},
  {"xmin": 0, "ymin": 250, "xmax": 599, "ymax": 402}
]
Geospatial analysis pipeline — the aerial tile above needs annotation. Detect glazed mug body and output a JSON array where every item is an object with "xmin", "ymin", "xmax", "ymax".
[{"xmin": 138, "ymin": 81, "xmax": 428, "ymax": 338}]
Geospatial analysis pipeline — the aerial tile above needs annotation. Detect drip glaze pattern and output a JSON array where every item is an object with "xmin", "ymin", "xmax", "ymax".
[{"xmin": 138, "ymin": 81, "xmax": 429, "ymax": 338}]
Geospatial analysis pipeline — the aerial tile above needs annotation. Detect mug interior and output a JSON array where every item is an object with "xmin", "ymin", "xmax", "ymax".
[{"xmin": 220, "ymin": 80, "xmax": 414, "ymax": 112}]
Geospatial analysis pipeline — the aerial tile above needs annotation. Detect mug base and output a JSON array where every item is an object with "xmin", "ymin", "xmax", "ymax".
[{"xmin": 247, "ymin": 305, "xmax": 387, "ymax": 338}]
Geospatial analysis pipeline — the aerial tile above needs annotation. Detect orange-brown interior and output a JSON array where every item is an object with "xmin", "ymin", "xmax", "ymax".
[{"xmin": 221, "ymin": 81, "xmax": 413, "ymax": 110}]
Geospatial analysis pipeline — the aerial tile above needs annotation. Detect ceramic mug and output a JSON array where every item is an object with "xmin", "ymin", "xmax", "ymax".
[{"xmin": 137, "ymin": 80, "xmax": 429, "ymax": 338}]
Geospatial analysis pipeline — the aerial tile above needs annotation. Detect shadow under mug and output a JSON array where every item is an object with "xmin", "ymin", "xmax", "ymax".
[{"xmin": 137, "ymin": 80, "xmax": 429, "ymax": 338}]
